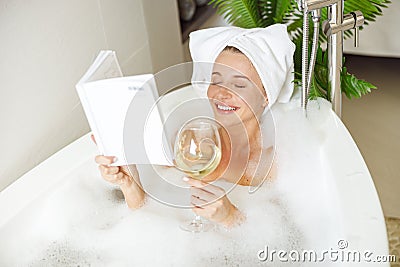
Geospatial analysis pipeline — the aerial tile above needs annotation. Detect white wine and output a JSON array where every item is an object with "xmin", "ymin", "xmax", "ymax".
[
  {"xmin": 174, "ymin": 145, "xmax": 221, "ymax": 179},
  {"xmin": 174, "ymin": 118, "xmax": 222, "ymax": 232}
]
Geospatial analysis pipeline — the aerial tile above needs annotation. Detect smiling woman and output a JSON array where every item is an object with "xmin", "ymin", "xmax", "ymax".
[
  {"xmin": 93, "ymin": 25, "xmax": 293, "ymax": 228},
  {"xmin": 0, "ymin": 1, "xmax": 390, "ymax": 265},
  {"xmin": 205, "ymin": 46, "xmax": 274, "ymax": 189},
  {"xmin": 209, "ymin": 46, "xmax": 268, "ymax": 121},
  {"xmin": 0, "ymin": 23, "xmax": 389, "ymax": 266}
]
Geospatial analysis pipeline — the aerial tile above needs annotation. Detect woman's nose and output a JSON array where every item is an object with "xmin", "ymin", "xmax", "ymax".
[{"xmin": 216, "ymin": 86, "xmax": 232, "ymax": 99}]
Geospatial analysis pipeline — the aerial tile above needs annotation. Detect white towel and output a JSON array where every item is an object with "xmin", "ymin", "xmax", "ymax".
[{"xmin": 189, "ymin": 24, "xmax": 296, "ymax": 107}]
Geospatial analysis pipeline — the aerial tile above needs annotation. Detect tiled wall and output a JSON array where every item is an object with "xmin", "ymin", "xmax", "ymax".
[{"xmin": 0, "ymin": 0, "xmax": 183, "ymax": 191}]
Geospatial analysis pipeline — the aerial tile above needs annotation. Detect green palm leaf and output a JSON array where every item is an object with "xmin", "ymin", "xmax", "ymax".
[
  {"xmin": 309, "ymin": 48, "xmax": 377, "ymax": 101},
  {"xmin": 309, "ymin": 47, "xmax": 329, "ymax": 100},
  {"xmin": 258, "ymin": 0, "xmax": 295, "ymax": 27},
  {"xmin": 209, "ymin": 0, "xmax": 262, "ymax": 28},
  {"xmin": 341, "ymin": 66, "xmax": 377, "ymax": 99},
  {"xmin": 210, "ymin": 0, "xmax": 390, "ymax": 102}
]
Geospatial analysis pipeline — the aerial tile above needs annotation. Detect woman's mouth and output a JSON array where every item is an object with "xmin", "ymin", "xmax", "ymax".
[{"xmin": 215, "ymin": 102, "xmax": 240, "ymax": 114}]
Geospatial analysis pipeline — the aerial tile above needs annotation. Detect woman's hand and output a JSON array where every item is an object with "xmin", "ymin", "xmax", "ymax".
[
  {"xmin": 183, "ymin": 177, "xmax": 245, "ymax": 228},
  {"xmin": 94, "ymin": 155, "xmax": 133, "ymax": 186},
  {"xmin": 91, "ymin": 134, "xmax": 145, "ymax": 209}
]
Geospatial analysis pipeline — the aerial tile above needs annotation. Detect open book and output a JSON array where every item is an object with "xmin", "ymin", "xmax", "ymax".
[{"xmin": 76, "ymin": 51, "xmax": 173, "ymax": 166}]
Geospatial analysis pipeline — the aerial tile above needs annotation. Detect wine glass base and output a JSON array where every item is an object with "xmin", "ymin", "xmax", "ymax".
[{"xmin": 180, "ymin": 219, "xmax": 214, "ymax": 233}]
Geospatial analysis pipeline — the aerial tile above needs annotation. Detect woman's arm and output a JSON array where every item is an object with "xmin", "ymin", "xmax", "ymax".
[
  {"xmin": 119, "ymin": 164, "xmax": 146, "ymax": 209},
  {"xmin": 95, "ymin": 156, "xmax": 146, "ymax": 209},
  {"xmin": 219, "ymin": 204, "xmax": 246, "ymax": 228},
  {"xmin": 92, "ymin": 134, "xmax": 146, "ymax": 209}
]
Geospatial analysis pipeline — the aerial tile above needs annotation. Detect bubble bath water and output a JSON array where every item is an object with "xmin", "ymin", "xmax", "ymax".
[{"xmin": 0, "ymin": 99, "xmax": 344, "ymax": 266}]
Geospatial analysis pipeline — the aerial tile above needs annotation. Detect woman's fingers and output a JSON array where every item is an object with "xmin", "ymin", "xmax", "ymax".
[
  {"xmin": 192, "ymin": 206, "xmax": 211, "ymax": 218},
  {"xmin": 190, "ymin": 187, "xmax": 215, "ymax": 203},
  {"xmin": 90, "ymin": 134, "xmax": 97, "ymax": 145},
  {"xmin": 184, "ymin": 177, "xmax": 225, "ymax": 197},
  {"xmin": 99, "ymin": 165, "xmax": 124, "ymax": 183},
  {"xmin": 183, "ymin": 179, "xmax": 240, "ymax": 226},
  {"xmin": 95, "ymin": 155, "xmax": 116, "ymax": 165},
  {"xmin": 94, "ymin": 154, "xmax": 134, "ymax": 186},
  {"xmin": 98, "ymin": 165, "xmax": 119, "ymax": 175},
  {"xmin": 191, "ymin": 195, "xmax": 207, "ymax": 207}
]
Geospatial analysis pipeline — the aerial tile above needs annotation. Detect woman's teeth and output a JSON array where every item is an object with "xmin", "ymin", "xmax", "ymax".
[{"xmin": 217, "ymin": 104, "xmax": 237, "ymax": 111}]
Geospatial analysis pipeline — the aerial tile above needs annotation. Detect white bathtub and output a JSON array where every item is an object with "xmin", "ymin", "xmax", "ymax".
[{"xmin": 0, "ymin": 89, "xmax": 389, "ymax": 266}]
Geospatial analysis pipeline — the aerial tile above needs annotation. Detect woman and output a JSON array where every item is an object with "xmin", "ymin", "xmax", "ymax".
[{"xmin": 94, "ymin": 24, "xmax": 295, "ymax": 228}]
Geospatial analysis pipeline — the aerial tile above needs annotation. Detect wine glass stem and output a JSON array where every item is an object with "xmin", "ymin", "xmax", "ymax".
[{"xmin": 193, "ymin": 215, "xmax": 202, "ymax": 225}]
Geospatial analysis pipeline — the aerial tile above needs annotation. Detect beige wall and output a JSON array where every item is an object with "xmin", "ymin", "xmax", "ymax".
[
  {"xmin": 142, "ymin": 0, "xmax": 184, "ymax": 73},
  {"xmin": 182, "ymin": 12, "xmax": 229, "ymax": 62},
  {"xmin": 0, "ymin": 0, "xmax": 183, "ymax": 191},
  {"xmin": 343, "ymin": 0, "xmax": 400, "ymax": 58}
]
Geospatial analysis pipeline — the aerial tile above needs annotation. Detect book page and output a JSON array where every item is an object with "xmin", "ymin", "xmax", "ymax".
[
  {"xmin": 78, "ymin": 51, "xmax": 122, "ymax": 84},
  {"xmin": 82, "ymin": 75, "xmax": 173, "ymax": 166}
]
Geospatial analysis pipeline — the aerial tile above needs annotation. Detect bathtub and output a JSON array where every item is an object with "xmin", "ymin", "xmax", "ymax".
[{"xmin": 0, "ymin": 88, "xmax": 389, "ymax": 266}]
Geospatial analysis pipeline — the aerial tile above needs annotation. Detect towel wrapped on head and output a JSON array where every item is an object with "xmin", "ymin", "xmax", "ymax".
[{"xmin": 189, "ymin": 24, "xmax": 296, "ymax": 107}]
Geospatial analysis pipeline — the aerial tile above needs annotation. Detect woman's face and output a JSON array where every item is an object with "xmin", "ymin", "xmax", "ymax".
[{"xmin": 207, "ymin": 50, "xmax": 268, "ymax": 127}]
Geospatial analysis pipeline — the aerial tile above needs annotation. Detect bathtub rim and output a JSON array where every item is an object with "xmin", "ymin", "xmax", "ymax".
[{"xmin": 0, "ymin": 99, "xmax": 389, "ymax": 261}]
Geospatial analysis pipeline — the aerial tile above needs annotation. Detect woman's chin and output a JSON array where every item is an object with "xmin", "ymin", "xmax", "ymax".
[{"xmin": 213, "ymin": 110, "xmax": 243, "ymax": 127}]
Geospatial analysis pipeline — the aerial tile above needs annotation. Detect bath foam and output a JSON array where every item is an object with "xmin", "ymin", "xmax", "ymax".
[
  {"xmin": 0, "ymin": 99, "xmax": 342, "ymax": 266},
  {"xmin": 273, "ymin": 98, "xmax": 343, "ymax": 249}
]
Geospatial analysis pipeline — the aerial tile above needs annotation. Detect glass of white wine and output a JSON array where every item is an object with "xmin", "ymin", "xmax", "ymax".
[{"xmin": 174, "ymin": 117, "xmax": 222, "ymax": 232}]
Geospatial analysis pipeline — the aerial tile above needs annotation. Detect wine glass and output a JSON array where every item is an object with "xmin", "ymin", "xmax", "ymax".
[{"xmin": 174, "ymin": 117, "xmax": 222, "ymax": 232}]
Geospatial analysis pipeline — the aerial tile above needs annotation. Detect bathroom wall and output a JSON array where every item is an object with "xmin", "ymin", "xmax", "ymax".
[
  {"xmin": 142, "ymin": 0, "xmax": 184, "ymax": 74},
  {"xmin": 343, "ymin": 0, "xmax": 400, "ymax": 58},
  {"xmin": 0, "ymin": 0, "xmax": 183, "ymax": 191},
  {"xmin": 182, "ymin": 11, "xmax": 229, "ymax": 62}
]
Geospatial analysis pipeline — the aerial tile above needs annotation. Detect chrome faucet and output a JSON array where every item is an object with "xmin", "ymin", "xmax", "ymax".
[{"xmin": 297, "ymin": 0, "xmax": 365, "ymax": 117}]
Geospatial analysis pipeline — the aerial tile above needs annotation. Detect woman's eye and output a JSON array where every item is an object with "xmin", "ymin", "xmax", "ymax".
[{"xmin": 234, "ymin": 84, "xmax": 246, "ymax": 88}]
